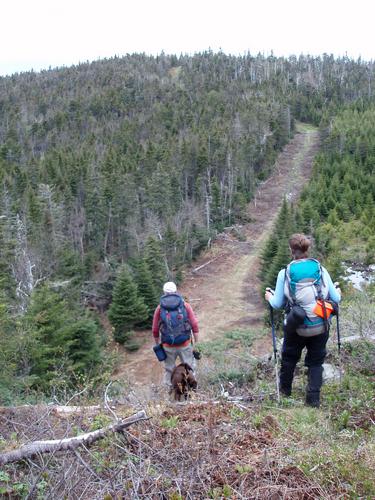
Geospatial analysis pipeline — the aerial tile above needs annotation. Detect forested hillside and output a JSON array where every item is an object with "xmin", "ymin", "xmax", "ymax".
[
  {"xmin": 1, "ymin": 52, "xmax": 375, "ymax": 400},
  {"xmin": 261, "ymin": 101, "xmax": 375, "ymax": 287},
  {"xmin": 1, "ymin": 54, "xmax": 374, "ymax": 293}
]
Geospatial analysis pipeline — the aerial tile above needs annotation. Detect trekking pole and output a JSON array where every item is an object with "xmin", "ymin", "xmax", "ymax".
[
  {"xmin": 336, "ymin": 304, "xmax": 341, "ymax": 355},
  {"xmin": 336, "ymin": 304, "xmax": 342, "ymax": 384},
  {"xmin": 269, "ymin": 303, "xmax": 280, "ymax": 403},
  {"xmin": 333, "ymin": 283, "xmax": 342, "ymax": 384}
]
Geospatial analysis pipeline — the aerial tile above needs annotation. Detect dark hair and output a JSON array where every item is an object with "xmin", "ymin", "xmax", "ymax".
[{"xmin": 288, "ymin": 233, "xmax": 311, "ymax": 259}]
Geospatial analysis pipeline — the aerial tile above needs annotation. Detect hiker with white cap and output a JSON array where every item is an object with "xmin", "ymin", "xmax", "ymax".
[{"xmin": 152, "ymin": 282, "xmax": 199, "ymax": 388}]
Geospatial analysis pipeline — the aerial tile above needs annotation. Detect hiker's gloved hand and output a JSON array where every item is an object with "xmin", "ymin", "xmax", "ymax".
[
  {"xmin": 265, "ymin": 287, "xmax": 274, "ymax": 302},
  {"xmin": 334, "ymin": 282, "xmax": 342, "ymax": 297},
  {"xmin": 193, "ymin": 349, "xmax": 201, "ymax": 360}
]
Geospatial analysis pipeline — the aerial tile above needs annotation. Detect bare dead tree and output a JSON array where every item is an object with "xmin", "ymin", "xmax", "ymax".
[{"xmin": 12, "ymin": 214, "xmax": 35, "ymax": 311}]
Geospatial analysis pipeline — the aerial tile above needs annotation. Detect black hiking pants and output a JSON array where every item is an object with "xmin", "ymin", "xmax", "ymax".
[{"xmin": 279, "ymin": 328, "xmax": 329, "ymax": 395}]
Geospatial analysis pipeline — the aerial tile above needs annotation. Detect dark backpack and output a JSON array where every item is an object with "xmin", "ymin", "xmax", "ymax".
[{"xmin": 159, "ymin": 293, "xmax": 192, "ymax": 345}]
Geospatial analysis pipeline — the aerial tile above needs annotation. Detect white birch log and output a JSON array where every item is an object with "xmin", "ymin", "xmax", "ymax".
[
  {"xmin": 0, "ymin": 404, "xmax": 101, "ymax": 415},
  {"xmin": 192, "ymin": 259, "xmax": 216, "ymax": 273},
  {"xmin": 0, "ymin": 410, "xmax": 149, "ymax": 466},
  {"xmin": 192, "ymin": 254, "xmax": 224, "ymax": 273}
]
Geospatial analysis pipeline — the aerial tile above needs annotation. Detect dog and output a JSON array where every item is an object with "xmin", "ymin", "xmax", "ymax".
[{"xmin": 170, "ymin": 363, "xmax": 197, "ymax": 401}]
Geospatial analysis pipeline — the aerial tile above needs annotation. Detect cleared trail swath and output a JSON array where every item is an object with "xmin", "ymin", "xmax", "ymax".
[{"xmin": 115, "ymin": 125, "xmax": 320, "ymax": 387}]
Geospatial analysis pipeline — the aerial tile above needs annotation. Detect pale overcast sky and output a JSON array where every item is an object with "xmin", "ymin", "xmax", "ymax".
[{"xmin": 1, "ymin": 0, "xmax": 374, "ymax": 76}]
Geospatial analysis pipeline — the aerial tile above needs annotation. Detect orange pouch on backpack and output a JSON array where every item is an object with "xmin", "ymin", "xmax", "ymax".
[{"xmin": 313, "ymin": 300, "xmax": 334, "ymax": 319}]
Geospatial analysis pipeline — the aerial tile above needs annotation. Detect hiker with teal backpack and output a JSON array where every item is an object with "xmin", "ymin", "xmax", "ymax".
[
  {"xmin": 265, "ymin": 234, "xmax": 341, "ymax": 407},
  {"xmin": 152, "ymin": 282, "xmax": 199, "ymax": 389}
]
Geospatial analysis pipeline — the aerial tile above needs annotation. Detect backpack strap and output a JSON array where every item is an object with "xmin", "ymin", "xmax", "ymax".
[
  {"xmin": 314, "ymin": 263, "xmax": 329, "ymax": 335},
  {"xmin": 314, "ymin": 263, "xmax": 323, "ymax": 298},
  {"xmin": 284, "ymin": 264, "xmax": 296, "ymax": 306}
]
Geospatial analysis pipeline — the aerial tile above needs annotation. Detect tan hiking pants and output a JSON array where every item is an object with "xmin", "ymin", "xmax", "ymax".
[{"xmin": 163, "ymin": 344, "xmax": 195, "ymax": 387}]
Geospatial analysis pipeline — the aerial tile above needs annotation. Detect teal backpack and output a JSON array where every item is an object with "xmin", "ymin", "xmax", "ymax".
[{"xmin": 284, "ymin": 258, "xmax": 329, "ymax": 336}]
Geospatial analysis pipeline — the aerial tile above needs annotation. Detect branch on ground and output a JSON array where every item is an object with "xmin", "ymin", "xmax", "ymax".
[{"xmin": 0, "ymin": 410, "xmax": 149, "ymax": 466}]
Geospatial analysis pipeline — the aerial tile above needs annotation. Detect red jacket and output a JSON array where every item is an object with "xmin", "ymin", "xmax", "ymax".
[{"xmin": 152, "ymin": 301, "xmax": 199, "ymax": 347}]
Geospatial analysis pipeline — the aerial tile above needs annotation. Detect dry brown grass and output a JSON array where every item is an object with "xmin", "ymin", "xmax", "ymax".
[{"xmin": 0, "ymin": 399, "xmax": 340, "ymax": 499}]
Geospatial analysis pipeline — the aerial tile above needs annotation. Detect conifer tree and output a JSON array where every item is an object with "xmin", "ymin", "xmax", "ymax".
[
  {"xmin": 26, "ymin": 285, "xmax": 103, "ymax": 388},
  {"xmin": 337, "ymin": 200, "xmax": 351, "ymax": 222},
  {"xmin": 108, "ymin": 265, "xmax": 148, "ymax": 343},
  {"xmin": 144, "ymin": 237, "xmax": 168, "ymax": 294},
  {"xmin": 275, "ymin": 198, "xmax": 290, "ymax": 237},
  {"xmin": 0, "ymin": 218, "xmax": 16, "ymax": 302},
  {"xmin": 66, "ymin": 317, "xmax": 103, "ymax": 373},
  {"xmin": 260, "ymin": 234, "xmax": 278, "ymax": 280},
  {"xmin": 327, "ymin": 209, "xmax": 339, "ymax": 226},
  {"xmin": 0, "ymin": 293, "xmax": 18, "ymax": 403},
  {"xmin": 264, "ymin": 237, "xmax": 290, "ymax": 289},
  {"xmin": 365, "ymin": 236, "xmax": 375, "ymax": 265},
  {"xmin": 300, "ymin": 200, "xmax": 318, "ymax": 233},
  {"xmin": 26, "ymin": 285, "xmax": 74, "ymax": 387},
  {"xmin": 134, "ymin": 257, "xmax": 158, "ymax": 326}
]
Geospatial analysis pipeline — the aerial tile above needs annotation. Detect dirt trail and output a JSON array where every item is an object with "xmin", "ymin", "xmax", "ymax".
[{"xmin": 115, "ymin": 126, "xmax": 320, "ymax": 387}]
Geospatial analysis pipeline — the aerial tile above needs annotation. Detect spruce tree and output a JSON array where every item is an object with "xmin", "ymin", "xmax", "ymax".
[
  {"xmin": 0, "ymin": 219, "xmax": 16, "ymax": 302},
  {"xmin": 108, "ymin": 265, "xmax": 148, "ymax": 344},
  {"xmin": 264, "ymin": 237, "xmax": 290, "ymax": 289},
  {"xmin": 67, "ymin": 317, "xmax": 103, "ymax": 373},
  {"xmin": 134, "ymin": 257, "xmax": 158, "ymax": 326},
  {"xmin": 26, "ymin": 285, "xmax": 103, "ymax": 389},
  {"xmin": 0, "ymin": 293, "xmax": 18, "ymax": 403},
  {"xmin": 300, "ymin": 200, "xmax": 318, "ymax": 233},
  {"xmin": 26, "ymin": 285, "xmax": 74, "ymax": 387},
  {"xmin": 260, "ymin": 234, "xmax": 278, "ymax": 280},
  {"xmin": 275, "ymin": 198, "xmax": 290, "ymax": 237},
  {"xmin": 144, "ymin": 237, "xmax": 168, "ymax": 294}
]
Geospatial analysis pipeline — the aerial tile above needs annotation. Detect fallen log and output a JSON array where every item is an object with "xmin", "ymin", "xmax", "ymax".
[
  {"xmin": 192, "ymin": 258, "xmax": 216, "ymax": 273},
  {"xmin": 0, "ymin": 410, "xmax": 149, "ymax": 466},
  {"xmin": 192, "ymin": 254, "xmax": 224, "ymax": 273},
  {"xmin": 52, "ymin": 405, "xmax": 102, "ymax": 416},
  {"xmin": 0, "ymin": 404, "xmax": 102, "ymax": 415}
]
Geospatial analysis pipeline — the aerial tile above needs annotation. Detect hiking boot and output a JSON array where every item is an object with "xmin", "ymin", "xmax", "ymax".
[{"xmin": 305, "ymin": 391, "xmax": 320, "ymax": 408}]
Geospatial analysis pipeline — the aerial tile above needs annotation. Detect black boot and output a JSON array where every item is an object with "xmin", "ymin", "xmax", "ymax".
[
  {"xmin": 279, "ymin": 361, "xmax": 296, "ymax": 397},
  {"xmin": 305, "ymin": 391, "xmax": 320, "ymax": 408},
  {"xmin": 306, "ymin": 366, "xmax": 323, "ymax": 408}
]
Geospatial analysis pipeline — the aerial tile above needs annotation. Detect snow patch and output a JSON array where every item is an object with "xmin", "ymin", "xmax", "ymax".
[{"xmin": 342, "ymin": 263, "xmax": 375, "ymax": 291}]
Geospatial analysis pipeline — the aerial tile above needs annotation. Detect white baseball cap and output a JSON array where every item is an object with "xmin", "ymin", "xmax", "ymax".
[{"xmin": 163, "ymin": 281, "xmax": 177, "ymax": 293}]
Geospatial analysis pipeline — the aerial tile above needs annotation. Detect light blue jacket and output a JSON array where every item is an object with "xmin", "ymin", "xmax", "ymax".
[{"xmin": 269, "ymin": 265, "xmax": 341, "ymax": 309}]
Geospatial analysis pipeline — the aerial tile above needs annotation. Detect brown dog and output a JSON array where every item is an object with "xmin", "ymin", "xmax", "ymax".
[{"xmin": 170, "ymin": 363, "xmax": 197, "ymax": 401}]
